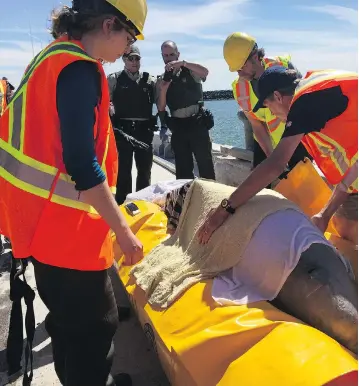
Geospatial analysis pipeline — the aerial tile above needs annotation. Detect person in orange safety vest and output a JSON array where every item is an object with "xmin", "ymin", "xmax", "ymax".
[
  {"xmin": 0, "ymin": 77, "xmax": 14, "ymax": 116},
  {"xmin": 197, "ymin": 67, "xmax": 358, "ymax": 248},
  {"xmin": 224, "ymin": 32, "xmax": 311, "ymax": 172},
  {"xmin": 0, "ymin": 0, "xmax": 148, "ymax": 385}
]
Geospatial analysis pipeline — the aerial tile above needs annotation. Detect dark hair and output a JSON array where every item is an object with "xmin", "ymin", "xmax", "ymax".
[
  {"xmin": 247, "ymin": 44, "xmax": 265, "ymax": 62},
  {"xmin": 268, "ymin": 69, "xmax": 301, "ymax": 98},
  {"xmin": 51, "ymin": 0, "xmax": 137, "ymax": 40},
  {"xmin": 257, "ymin": 47, "xmax": 265, "ymax": 61}
]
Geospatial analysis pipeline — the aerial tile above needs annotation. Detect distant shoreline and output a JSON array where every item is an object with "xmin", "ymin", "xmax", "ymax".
[{"xmin": 203, "ymin": 90, "xmax": 234, "ymax": 101}]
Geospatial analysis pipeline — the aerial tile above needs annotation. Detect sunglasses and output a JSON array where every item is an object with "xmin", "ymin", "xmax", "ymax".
[{"xmin": 127, "ymin": 56, "xmax": 141, "ymax": 62}]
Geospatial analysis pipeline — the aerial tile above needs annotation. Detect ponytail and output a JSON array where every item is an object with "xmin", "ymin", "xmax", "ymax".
[{"xmin": 51, "ymin": 6, "xmax": 78, "ymax": 39}]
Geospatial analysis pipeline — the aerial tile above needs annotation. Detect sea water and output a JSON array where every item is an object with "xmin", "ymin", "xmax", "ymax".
[
  {"xmin": 154, "ymin": 99, "xmax": 245, "ymax": 148},
  {"xmin": 205, "ymin": 99, "xmax": 245, "ymax": 148}
]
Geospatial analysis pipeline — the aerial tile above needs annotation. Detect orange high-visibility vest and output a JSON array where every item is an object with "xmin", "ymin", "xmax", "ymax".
[
  {"xmin": 0, "ymin": 37, "xmax": 118, "ymax": 270},
  {"xmin": 232, "ymin": 56, "xmax": 291, "ymax": 147},
  {"xmin": 292, "ymin": 70, "xmax": 358, "ymax": 191},
  {"xmin": 0, "ymin": 79, "xmax": 8, "ymax": 116}
]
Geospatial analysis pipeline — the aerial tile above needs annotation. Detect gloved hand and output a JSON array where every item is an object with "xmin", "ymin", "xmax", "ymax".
[{"xmin": 150, "ymin": 115, "xmax": 159, "ymax": 132}]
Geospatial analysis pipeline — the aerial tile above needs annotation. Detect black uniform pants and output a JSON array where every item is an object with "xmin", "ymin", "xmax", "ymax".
[
  {"xmin": 170, "ymin": 118, "xmax": 215, "ymax": 180},
  {"xmin": 32, "ymin": 258, "xmax": 119, "ymax": 386},
  {"xmin": 115, "ymin": 127, "xmax": 153, "ymax": 205}
]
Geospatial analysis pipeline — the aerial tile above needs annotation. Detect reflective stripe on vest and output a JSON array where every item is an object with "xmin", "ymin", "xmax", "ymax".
[
  {"xmin": 294, "ymin": 70, "xmax": 358, "ymax": 102},
  {"xmin": 267, "ymin": 117, "xmax": 282, "ymax": 133},
  {"xmin": 0, "ymin": 42, "xmax": 116, "ymax": 214},
  {"xmin": 263, "ymin": 58, "xmax": 285, "ymax": 68},
  {"xmin": 235, "ymin": 80, "xmax": 251, "ymax": 112},
  {"xmin": 307, "ymin": 132, "xmax": 356, "ymax": 177},
  {"xmin": 0, "ymin": 137, "xmax": 109, "ymax": 213}
]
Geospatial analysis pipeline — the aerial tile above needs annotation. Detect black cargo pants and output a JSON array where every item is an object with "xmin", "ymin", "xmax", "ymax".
[
  {"xmin": 32, "ymin": 258, "xmax": 119, "ymax": 386},
  {"xmin": 115, "ymin": 123, "xmax": 154, "ymax": 205},
  {"xmin": 170, "ymin": 117, "xmax": 215, "ymax": 180}
]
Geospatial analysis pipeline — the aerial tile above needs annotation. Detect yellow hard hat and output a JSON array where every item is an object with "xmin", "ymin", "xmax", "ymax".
[
  {"xmin": 105, "ymin": 0, "xmax": 148, "ymax": 40},
  {"xmin": 223, "ymin": 32, "xmax": 257, "ymax": 72}
]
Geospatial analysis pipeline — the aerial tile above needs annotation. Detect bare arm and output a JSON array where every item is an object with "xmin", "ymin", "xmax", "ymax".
[
  {"xmin": 156, "ymin": 79, "xmax": 171, "ymax": 112},
  {"xmin": 197, "ymin": 134, "xmax": 304, "ymax": 245},
  {"xmin": 312, "ymin": 161, "xmax": 357, "ymax": 234},
  {"xmin": 245, "ymin": 112, "xmax": 273, "ymax": 157},
  {"xmin": 183, "ymin": 61, "xmax": 209, "ymax": 79},
  {"xmin": 314, "ymin": 161, "xmax": 357, "ymax": 223},
  {"xmin": 81, "ymin": 182, "xmax": 129, "ymax": 234},
  {"xmin": 229, "ymin": 135, "xmax": 304, "ymax": 208},
  {"xmin": 319, "ymin": 186, "xmax": 350, "ymax": 221}
]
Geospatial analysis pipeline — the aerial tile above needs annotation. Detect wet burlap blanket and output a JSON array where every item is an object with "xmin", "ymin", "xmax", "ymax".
[{"xmin": 131, "ymin": 179, "xmax": 301, "ymax": 308}]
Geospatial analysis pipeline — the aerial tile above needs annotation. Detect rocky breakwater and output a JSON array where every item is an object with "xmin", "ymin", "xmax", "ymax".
[{"xmin": 203, "ymin": 90, "xmax": 234, "ymax": 101}]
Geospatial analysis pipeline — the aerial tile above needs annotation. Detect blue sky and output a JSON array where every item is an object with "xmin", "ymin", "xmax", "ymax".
[{"xmin": 1, "ymin": 0, "xmax": 357, "ymax": 90}]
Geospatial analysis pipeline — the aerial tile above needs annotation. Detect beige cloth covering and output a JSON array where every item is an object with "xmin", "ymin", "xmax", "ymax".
[{"xmin": 131, "ymin": 179, "xmax": 301, "ymax": 308}]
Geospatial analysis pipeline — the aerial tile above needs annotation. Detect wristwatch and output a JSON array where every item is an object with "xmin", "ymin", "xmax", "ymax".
[{"xmin": 220, "ymin": 199, "xmax": 235, "ymax": 214}]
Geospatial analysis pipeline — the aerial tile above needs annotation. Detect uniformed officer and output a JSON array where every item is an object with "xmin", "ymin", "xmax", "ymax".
[
  {"xmin": 157, "ymin": 40, "xmax": 215, "ymax": 180},
  {"xmin": 108, "ymin": 45, "xmax": 157, "ymax": 204}
]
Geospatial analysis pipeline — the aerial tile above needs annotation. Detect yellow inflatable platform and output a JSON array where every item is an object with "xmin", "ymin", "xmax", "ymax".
[{"xmin": 114, "ymin": 160, "xmax": 358, "ymax": 386}]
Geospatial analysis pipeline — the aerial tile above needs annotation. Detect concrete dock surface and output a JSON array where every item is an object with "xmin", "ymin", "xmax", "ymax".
[{"xmin": 0, "ymin": 160, "xmax": 174, "ymax": 386}]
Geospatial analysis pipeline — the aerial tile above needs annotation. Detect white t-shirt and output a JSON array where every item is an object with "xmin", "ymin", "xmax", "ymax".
[{"xmin": 212, "ymin": 209, "xmax": 345, "ymax": 306}]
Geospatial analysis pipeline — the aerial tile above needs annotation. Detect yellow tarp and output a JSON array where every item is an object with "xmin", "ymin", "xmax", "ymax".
[
  {"xmin": 275, "ymin": 158, "xmax": 337, "ymax": 234},
  {"xmin": 114, "ymin": 160, "xmax": 358, "ymax": 386}
]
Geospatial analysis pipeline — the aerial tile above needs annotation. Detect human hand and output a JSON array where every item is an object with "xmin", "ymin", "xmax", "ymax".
[
  {"xmin": 115, "ymin": 228, "xmax": 144, "ymax": 266},
  {"xmin": 197, "ymin": 206, "xmax": 231, "ymax": 244},
  {"xmin": 311, "ymin": 212, "xmax": 330, "ymax": 234},
  {"xmin": 165, "ymin": 60, "xmax": 183, "ymax": 72}
]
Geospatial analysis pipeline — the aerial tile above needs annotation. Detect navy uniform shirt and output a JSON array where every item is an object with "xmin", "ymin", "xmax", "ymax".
[{"xmin": 57, "ymin": 61, "xmax": 106, "ymax": 191}]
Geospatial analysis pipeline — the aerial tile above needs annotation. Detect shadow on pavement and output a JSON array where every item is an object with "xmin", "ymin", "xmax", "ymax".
[{"xmin": 0, "ymin": 320, "xmax": 54, "ymax": 384}]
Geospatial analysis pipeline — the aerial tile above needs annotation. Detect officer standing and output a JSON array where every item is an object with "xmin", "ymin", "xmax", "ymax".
[
  {"xmin": 157, "ymin": 40, "xmax": 215, "ymax": 180},
  {"xmin": 108, "ymin": 45, "xmax": 157, "ymax": 204}
]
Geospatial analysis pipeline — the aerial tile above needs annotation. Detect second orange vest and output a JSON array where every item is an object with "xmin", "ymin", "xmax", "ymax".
[
  {"xmin": 0, "ymin": 37, "xmax": 118, "ymax": 270},
  {"xmin": 292, "ymin": 70, "xmax": 358, "ymax": 191}
]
